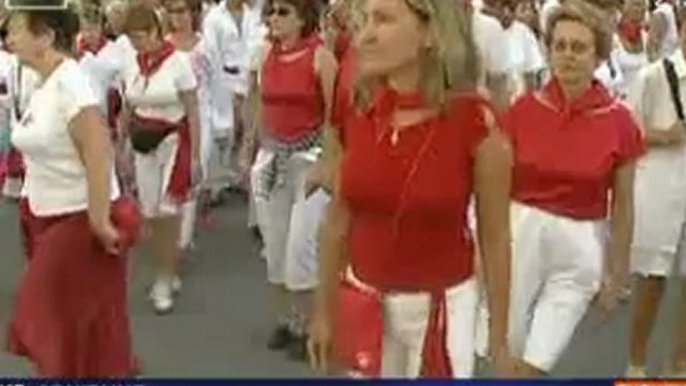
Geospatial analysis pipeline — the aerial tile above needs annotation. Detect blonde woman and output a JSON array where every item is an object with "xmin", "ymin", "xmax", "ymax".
[{"xmin": 308, "ymin": 0, "xmax": 514, "ymax": 378}]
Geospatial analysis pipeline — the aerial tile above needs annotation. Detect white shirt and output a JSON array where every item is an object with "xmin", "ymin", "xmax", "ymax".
[
  {"xmin": 203, "ymin": 0, "xmax": 263, "ymax": 131},
  {"xmin": 654, "ymin": 2, "xmax": 680, "ymax": 60},
  {"xmin": 540, "ymin": 0, "xmax": 561, "ymax": 35},
  {"xmin": 628, "ymin": 49, "xmax": 686, "ymax": 253},
  {"xmin": 473, "ymin": 12, "xmax": 511, "ymax": 76},
  {"xmin": 78, "ymin": 40, "xmax": 121, "ymax": 115},
  {"xmin": 612, "ymin": 33, "xmax": 649, "ymax": 99},
  {"xmin": 12, "ymin": 59, "xmax": 120, "ymax": 216},
  {"xmin": 86, "ymin": 35, "xmax": 136, "ymax": 94},
  {"xmin": 505, "ymin": 21, "xmax": 545, "ymax": 99},
  {"xmin": 124, "ymin": 51, "xmax": 197, "ymax": 122}
]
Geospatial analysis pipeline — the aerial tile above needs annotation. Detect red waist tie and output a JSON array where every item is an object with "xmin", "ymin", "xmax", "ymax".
[
  {"xmin": 106, "ymin": 88, "xmax": 122, "ymax": 139},
  {"xmin": 132, "ymin": 115, "xmax": 192, "ymax": 204},
  {"xmin": 421, "ymin": 291, "xmax": 452, "ymax": 378},
  {"xmin": 7, "ymin": 147, "xmax": 24, "ymax": 178}
]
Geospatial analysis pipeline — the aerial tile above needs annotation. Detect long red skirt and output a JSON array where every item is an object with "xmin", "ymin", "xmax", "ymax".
[{"xmin": 7, "ymin": 206, "xmax": 135, "ymax": 377}]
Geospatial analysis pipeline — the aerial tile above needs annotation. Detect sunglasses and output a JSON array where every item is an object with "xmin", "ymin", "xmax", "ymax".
[
  {"xmin": 167, "ymin": 6, "xmax": 188, "ymax": 14},
  {"xmin": 266, "ymin": 6, "xmax": 292, "ymax": 17}
]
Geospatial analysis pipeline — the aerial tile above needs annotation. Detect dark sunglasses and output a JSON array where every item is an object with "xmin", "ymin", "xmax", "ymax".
[
  {"xmin": 167, "ymin": 6, "xmax": 188, "ymax": 14},
  {"xmin": 266, "ymin": 6, "xmax": 292, "ymax": 17}
]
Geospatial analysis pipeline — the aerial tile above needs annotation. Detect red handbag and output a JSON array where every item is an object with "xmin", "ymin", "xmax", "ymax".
[
  {"xmin": 332, "ymin": 273, "xmax": 383, "ymax": 377},
  {"xmin": 109, "ymin": 195, "xmax": 141, "ymax": 256}
]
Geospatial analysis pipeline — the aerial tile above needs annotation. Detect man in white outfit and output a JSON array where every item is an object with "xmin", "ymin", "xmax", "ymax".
[{"xmin": 202, "ymin": 0, "xmax": 263, "ymax": 202}]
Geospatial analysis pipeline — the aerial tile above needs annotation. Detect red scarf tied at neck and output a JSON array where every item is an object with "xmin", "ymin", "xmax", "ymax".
[
  {"xmin": 619, "ymin": 19, "xmax": 643, "ymax": 46},
  {"xmin": 137, "ymin": 41, "xmax": 176, "ymax": 78},
  {"xmin": 75, "ymin": 33, "xmax": 108, "ymax": 59}
]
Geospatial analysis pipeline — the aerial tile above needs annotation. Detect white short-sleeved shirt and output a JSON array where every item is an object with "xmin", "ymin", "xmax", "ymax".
[
  {"xmin": 473, "ymin": 12, "xmax": 512, "ymax": 77},
  {"xmin": 505, "ymin": 21, "xmax": 545, "ymax": 74},
  {"xmin": 124, "ymin": 51, "xmax": 198, "ymax": 122},
  {"xmin": 654, "ymin": 2, "xmax": 680, "ymax": 60},
  {"xmin": 540, "ymin": 0, "xmax": 561, "ymax": 35},
  {"xmin": 12, "ymin": 59, "xmax": 120, "ymax": 216}
]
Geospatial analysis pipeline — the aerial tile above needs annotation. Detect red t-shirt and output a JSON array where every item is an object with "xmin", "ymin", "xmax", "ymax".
[
  {"xmin": 340, "ymin": 87, "xmax": 489, "ymax": 292},
  {"xmin": 505, "ymin": 79, "xmax": 645, "ymax": 220},
  {"xmin": 261, "ymin": 35, "xmax": 324, "ymax": 142},
  {"xmin": 331, "ymin": 42, "xmax": 355, "ymax": 134}
]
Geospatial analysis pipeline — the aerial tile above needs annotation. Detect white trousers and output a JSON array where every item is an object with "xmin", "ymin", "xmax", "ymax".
[
  {"xmin": 349, "ymin": 274, "xmax": 479, "ymax": 378},
  {"xmin": 134, "ymin": 133, "xmax": 181, "ymax": 219},
  {"xmin": 179, "ymin": 199, "xmax": 197, "ymax": 249},
  {"xmin": 251, "ymin": 148, "xmax": 329, "ymax": 291},
  {"xmin": 477, "ymin": 203, "xmax": 605, "ymax": 372},
  {"xmin": 205, "ymin": 128, "xmax": 237, "ymax": 195},
  {"xmin": 510, "ymin": 203, "xmax": 604, "ymax": 371},
  {"xmin": 632, "ymin": 209, "xmax": 686, "ymax": 278}
]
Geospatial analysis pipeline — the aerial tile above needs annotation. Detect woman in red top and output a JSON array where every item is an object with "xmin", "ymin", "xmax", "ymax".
[
  {"xmin": 242, "ymin": 0, "xmax": 337, "ymax": 360},
  {"xmin": 308, "ymin": 0, "xmax": 514, "ymax": 378},
  {"xmin": 502, "ymin": 0, "xmax": 644, "ymax": 376}
]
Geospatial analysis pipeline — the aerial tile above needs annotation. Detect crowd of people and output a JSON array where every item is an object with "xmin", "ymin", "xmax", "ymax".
[{"xmin": 0, "ymin": 0, "xmax": 684, "ymax": 379}]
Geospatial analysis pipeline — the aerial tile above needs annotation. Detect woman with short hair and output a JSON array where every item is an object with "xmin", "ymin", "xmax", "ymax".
[
  {"xmin": 503, "ymin": 0, "xmax": 644, "ymax": 376},
  {"xmin": 122, "ymin": 2, "xmax": 202, "ymax": 314},
  {"xmin": 4, "ymin": 1, "xmax": 138, "ymax": 377}
]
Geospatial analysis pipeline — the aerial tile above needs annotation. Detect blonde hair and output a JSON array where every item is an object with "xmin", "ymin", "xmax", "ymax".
[
  {"xmin": 354, "ymin": 0, "xmax": 479, "ymax": 111},
  {"xmin": 545, "ymin": 0, "xmax": 614, "ymax": 60}
]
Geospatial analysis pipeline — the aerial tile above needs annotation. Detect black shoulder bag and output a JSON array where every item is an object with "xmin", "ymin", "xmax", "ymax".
[{"xmin": 663, "ymin": 58, "xmax": 685, "ymax": 123}]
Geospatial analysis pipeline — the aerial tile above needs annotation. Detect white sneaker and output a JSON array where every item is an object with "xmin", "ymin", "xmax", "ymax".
[
  {"xmin": 171, "ymin": 276, "xmax": 182, "ymax": 294},
  {"xmin": 149, "ymin": 280, "xmax": 174, "ymax": 314},
  {"xmin": 626, "ymin": 365, "xmax": 648, "ymax": 378}
]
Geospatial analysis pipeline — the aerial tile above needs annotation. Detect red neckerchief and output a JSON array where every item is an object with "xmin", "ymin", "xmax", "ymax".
[
  {"xmin": 618, "ymin": 18, "xmax": 643, "ymax": 46},
  {"xmin": 136, "ymin": 40, "xmax": 176, "ymax": 78},
  {"xmin": 333, "ymin": 31, "xmax": 352, "ymax": 63},
  {"xmin": 542, "ymin": 77, "xmax": 614, "ymax": 114},
  {"xmin": 273, "ymin": 33, "xmax": 322, "ymax": 55},
  {"xmin": 75, "ymin": 33, "xmax": 108, "ymax": 59}
]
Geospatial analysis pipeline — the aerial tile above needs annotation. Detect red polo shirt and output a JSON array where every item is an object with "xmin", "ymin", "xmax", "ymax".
[
  {"xmin": 340, "ymin": 87, "xmax": 488, "ymax": 291},
  {"xmin": 505, "ymin": 79, "xmax": 645, "ymax": 220}
]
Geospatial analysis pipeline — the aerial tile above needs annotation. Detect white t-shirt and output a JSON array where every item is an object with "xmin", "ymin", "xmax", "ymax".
[
  {"xmin": 12, "ymin": 59, "xmax": 120, "ymax": 216},
  {"xmin": 124, "ymin": 51, "xmax": 198, "ymax": 122},
  {"xmin": 612, "ymin": 33, "xmax": 649, "ymax": 99},
  {"xmin": 78, "ymin": 40, "xmax": 120, "ymax": 115},
  {"xmin": 654, "ymin": 2, "xmax": 680, "ymax": 60},
  {"xmin": 540, "ymin": 0, "xmax": 561, "ymax": 35},
  {"xmin": 473, "ymin": 12, "xmax": 511, "ymax": 76},
  {"xmin": 505, "ymin": 21, "xmax": 545, "ymax": 98}
]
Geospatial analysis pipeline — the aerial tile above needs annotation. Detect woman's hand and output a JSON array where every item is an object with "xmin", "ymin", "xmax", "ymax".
[
  {"xmin": 594, "ymin": 276, "xmax": 622, "ymax": 317},
  {"xmin": 307, "ymin": 307, "xmax": 333, "ymax": 374},
  {"xmin": 91, "ymin": 220, "xmax": 121, "ymax": 256},
  {"xmin": 491, "ymin": 345, "xmax": 518, "ymax": 377}
]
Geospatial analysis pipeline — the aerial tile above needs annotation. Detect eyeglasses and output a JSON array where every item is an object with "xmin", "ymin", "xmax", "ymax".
[
  {"xmin": 167, "ymin": 6, "xmax": 188, "ymax": 14},
  {"xmin": 267, "ymin": 6, "xmax": 292, "ymax": 17},
  {"xmin": 551, "ymin": 39, "xmax": 593, "ymax": 55}
]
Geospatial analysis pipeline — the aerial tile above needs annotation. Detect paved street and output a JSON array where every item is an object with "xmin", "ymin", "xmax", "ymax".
[{"xmin": 0, "ymin": 196, "xmax": 681, "ymax": 378}]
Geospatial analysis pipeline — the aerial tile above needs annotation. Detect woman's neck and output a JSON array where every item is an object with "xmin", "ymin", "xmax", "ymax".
[
  {"xmin": 279, "ymin": 34, "xmax": 300, "ymax": 50},
  {"xmin": 227, "ymin": 0, "xmax": 244, "ymax": 12},
  {"xmin": 33, "ymin": 50, "xmax": 65, "ymax": 81},
  {"xmin": 170, "ymin": 29, "xmax": 197, "ymax": 50},
  {"xmin": 559, "ymin": 80, "xmax": 589, "ymax": 103},
  {"xmin": 388, "ymin": 61, "xmax": 421, "ymax": 94},
  {"xmin": 147, "ymin": 38, "xmax": 165, "ymax": 53}
]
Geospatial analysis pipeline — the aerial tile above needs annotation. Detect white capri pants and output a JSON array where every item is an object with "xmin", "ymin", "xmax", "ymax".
[
  {"xmin": 632, "ymin": 220, "xmax": 686, "ymax": 278},
  {"xmin": 251, "ymin": 148, "xmax": 330, "ymax": 291},
  {"xmin": 348, "ymin": 271, "xmax": 479, "ymax": 378},
  {"xmin": 476, "ymin": 202, "xmax": 605, "ymax": 371},
  {"xmin": 134, "ymin": 133, "xmax": 182, "ymax": 219}
]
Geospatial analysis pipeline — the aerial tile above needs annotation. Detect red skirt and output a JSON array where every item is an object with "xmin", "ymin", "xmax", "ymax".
[{"xmin": 7, "ymin": 204, "xmax": 135, "ymax": 377}]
